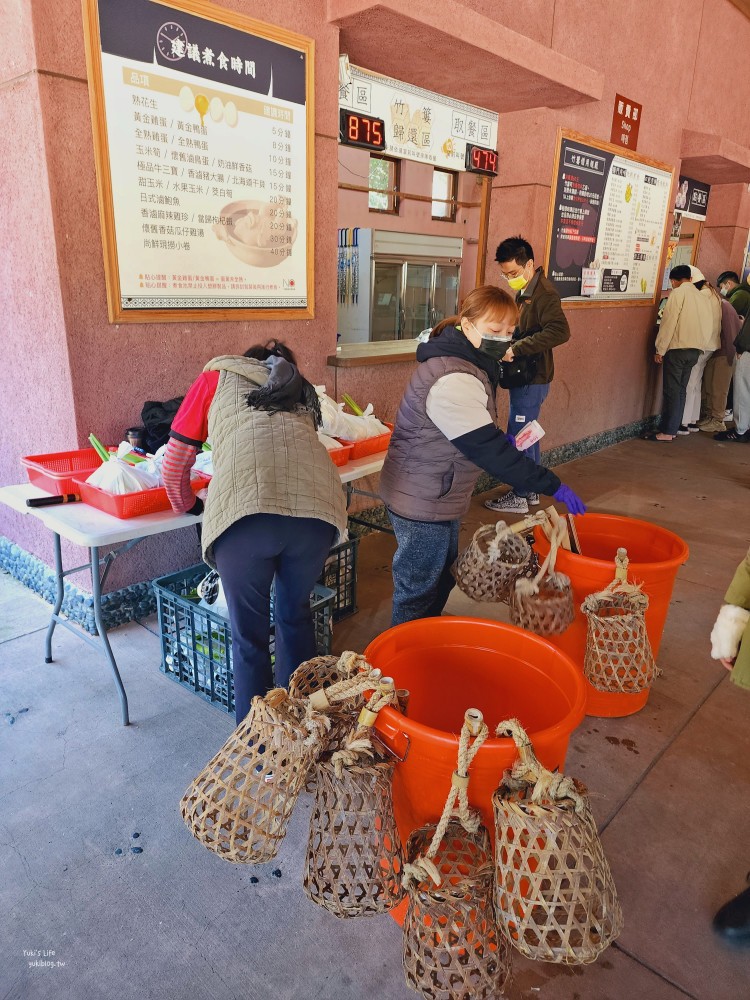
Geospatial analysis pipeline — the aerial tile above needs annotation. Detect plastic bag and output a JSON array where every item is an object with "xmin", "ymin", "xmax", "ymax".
[
  {"xmin": 192, "ymin": 451, "xmax": 214, "ymax": 477},
  {"xmin": 86, "ymin": 456, "xmax": 161, "ymax": 494},
  {"xmin": 197, "ymin": 569, "xmax": 230, "ymax": 618},
  {"xmin": 317, "ymin": 431, "xmax": 344, "ymax": 451},
  {"xmin": 315, "ymin": 387, "xmax": 388, "ymax": 440},
  {"xmin": 151, "ymin": 443, "xmax": 212, "ymax": 480}
]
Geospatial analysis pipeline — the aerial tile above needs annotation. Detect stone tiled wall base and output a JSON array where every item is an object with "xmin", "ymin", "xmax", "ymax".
[{"xmin": 0, "ymin": 538, "xmax": 156, "ymax": 634}]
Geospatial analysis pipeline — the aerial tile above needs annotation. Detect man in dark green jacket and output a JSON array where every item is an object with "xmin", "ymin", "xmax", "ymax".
[
  {"xmin": 486, "ymin": 235, "xmax": 570, "ymax": 515},
  {"xmin": 717, "ymin": 270, "xmax": 750, "ymax": 319}
]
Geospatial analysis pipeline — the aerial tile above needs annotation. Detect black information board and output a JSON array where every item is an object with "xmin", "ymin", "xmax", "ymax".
[{"xmin": 545, "ymin": 131, "xmax": 674, "ymax": 304}]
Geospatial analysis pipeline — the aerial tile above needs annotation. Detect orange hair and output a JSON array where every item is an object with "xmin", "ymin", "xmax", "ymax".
[{"xmin": 430, "ymin": 284, "xmax": 518, "ymax": 339}]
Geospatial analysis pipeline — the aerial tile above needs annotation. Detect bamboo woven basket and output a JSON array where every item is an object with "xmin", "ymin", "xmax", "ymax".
[
  {"xmin": 180, "ymin": 689, "xmax": 318, "ymax": 864},
  {"xmin": 510, "ymin": 571, "xmax": 575, "ymax": 637},
  {"xmin": 581, "ymin": 553, "xmax": 657, "ymax": 694},
  {"xmin": 493, "ymin": 721, "xmax": 623, "ymax": 964},
  {"xmin": 403, "ymin": 820, "xmax": 512, "ymax": 999},
  {"xmin": 510, "ymin": 521, "xmax": 574, "ymax": 636},
  {"xmin": 452, "ymin": 522, "xmax": 532, "ymax": 603},
  {"xmin": 303, "ymin": 757, "xmax": 404, "ymax": 918},
  {"xmin": 289, "ymin": 654, "xmax": 367, "ymax": 757}
]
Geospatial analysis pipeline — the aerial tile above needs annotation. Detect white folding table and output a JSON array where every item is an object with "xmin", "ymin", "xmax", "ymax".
[{"xmin": 0, "ymin": 451, "xmax": 386, "ymax": 727}]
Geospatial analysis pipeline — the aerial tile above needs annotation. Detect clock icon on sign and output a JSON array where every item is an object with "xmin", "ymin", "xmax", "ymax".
[{"xmin": 156, "ymin": 22, "xmax": 188, "ymax": 61}]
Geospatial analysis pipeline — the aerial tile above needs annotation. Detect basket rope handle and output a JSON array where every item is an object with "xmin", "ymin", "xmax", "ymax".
[
  {"xmin": 584, "ymin": 547, "xmax": 645, "ymax": 605},
  {"xmin": 302, "ymin": 652, "xmax": 384, "ymax": 746},
  {"xmin": 330, "ymin": 677, "xmax": 399, "ymax": 775},
  {"xmin": 402, "ymin": 709, "xmax": 488, "ymax": 889},
  {"xmin": 496, "ymin": 718, "xmax": 586, "ymax": 815},
  {"xmin": 486, "ymin": 520, "xmax": 515, "ymax": 560},
  {"xmin": 516, "ymin": 518, "xmax": 566, "ymax": 597}
]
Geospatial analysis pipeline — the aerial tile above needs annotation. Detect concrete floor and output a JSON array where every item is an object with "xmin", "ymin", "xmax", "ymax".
[{"xmin": 1, "ymin": 433, "xmax": 749, "ymax": 1000}]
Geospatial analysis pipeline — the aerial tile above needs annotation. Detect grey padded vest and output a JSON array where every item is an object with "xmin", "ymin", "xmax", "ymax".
[
  {"xmin": 379, "ymin": 355, "xmax": 497, "ymax": 522},
  {"xmin": 200, "ymin": 356, "xmax": 348, "ymax": 567}
]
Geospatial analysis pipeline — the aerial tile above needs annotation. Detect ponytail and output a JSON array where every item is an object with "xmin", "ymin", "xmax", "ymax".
[{"xmin": 430, "ymin": 315, "xmax": 460, "ymax": 339}]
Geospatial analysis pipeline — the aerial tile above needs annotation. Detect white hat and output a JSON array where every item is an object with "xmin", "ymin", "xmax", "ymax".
[{"xmin": 690, "ymin": 265, "xmax": 705, "ymax": 281}]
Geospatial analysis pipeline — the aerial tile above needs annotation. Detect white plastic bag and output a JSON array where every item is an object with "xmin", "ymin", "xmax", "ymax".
[
  {"xmin": 192, "ymin": 451, "xmax": 214, "ymax": 477},
  {"xmin": 314, "ymin": 387, "xmax": 388, "ymax": 440},
  {"xmin": 86, "ymin": 457, "xmax": 161, "ymax": 494},
  {"xmin": 317, "ymin": 430, "xmax": 344, "ymax": 451},
  {"xmin": 151, "ymin": 443, "xmax": 212, "ymax": 480}
]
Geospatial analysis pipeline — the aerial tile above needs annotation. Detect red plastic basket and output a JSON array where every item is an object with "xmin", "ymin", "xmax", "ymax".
[
  {"xmin": 72, "ymin": 473, "xmax": 210, "ymax": 520},
  {"xmin": 327, "ymin": 443, "xmax": 353, "ymax": 467},
  {"xmin": 336, "ymin": 422, "xmax": 393, "ymax": 459},
  {"xmin": 22, "ymin": 448, "xmax": 105, "ymax": 495}
]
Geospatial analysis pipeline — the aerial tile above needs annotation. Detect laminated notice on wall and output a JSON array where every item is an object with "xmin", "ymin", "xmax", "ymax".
[{"xmin": 545, "ymin": 130, "xmax": 674, "ymax": 304}]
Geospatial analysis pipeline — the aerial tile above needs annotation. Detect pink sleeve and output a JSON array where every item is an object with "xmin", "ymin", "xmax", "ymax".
[
  {"xmin": 170, "ymin": 370, "xmax": 219, "ymax": 446},
  {"xmin": 162, "ymin": 437, "xmax": 199, "ymax": 513}
]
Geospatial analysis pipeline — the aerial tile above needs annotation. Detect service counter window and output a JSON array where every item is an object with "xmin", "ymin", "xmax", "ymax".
[
  {"xmin": 369, "ymin": 156, "xmax": 400, "ymax": 214},
  {"xmin": 431, "ymin": 169, "xmax": 457, "ymax": 222},
  {"xmin": 335, "ymin": 63, "xmax": 498, "ymax": 365}
]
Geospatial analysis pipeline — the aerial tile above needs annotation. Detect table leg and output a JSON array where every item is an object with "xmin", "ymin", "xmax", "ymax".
[
  {"xmin": 90, "ymin": 545, "xmax": 130, "ymax": 727},
  {"xmin": 44, "ymin": 532, "xmax": 65, "ymax": 664}
]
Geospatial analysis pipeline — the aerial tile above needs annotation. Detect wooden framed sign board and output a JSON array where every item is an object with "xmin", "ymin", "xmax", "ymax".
[
  {"xmin": 82, "ymin": 0, "xmax": 314, "ymax": 322},
  {"xmin": 544, "ymin": 130, "xmax": 674, "ymax": 306}
]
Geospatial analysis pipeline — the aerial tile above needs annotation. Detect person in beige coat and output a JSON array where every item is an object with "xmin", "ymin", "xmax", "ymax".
[
  {"xmin": 679, "ymin": 268, "xmax": 722, "ymax": 433},
  {"xmin": 709, "ymin": 545, "xmax": 750, "ymax": 941},
  {"xmin": 642, "ymin": 263, "xmax": 714, "ymax": 441}
]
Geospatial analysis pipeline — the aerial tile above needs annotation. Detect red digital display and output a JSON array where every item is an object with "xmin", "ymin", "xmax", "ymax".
[
  {"xmin": 339, "ymin": 110, "xmax": 386, "ymax": 151},
  {"xmin": 465, "ymin": 143, "xmax": 498, "ymax": 176}
]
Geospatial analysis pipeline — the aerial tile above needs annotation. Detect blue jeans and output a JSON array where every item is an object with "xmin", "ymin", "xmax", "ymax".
[
  {"xmin": 213, "ymin": 513, "xmax": 336, "ymax": 724},
  {"xmin": 389, "ymin": 511, "xmax": 460, "ymax": 626},
  {"xmin": 508, "ymin": 382, "xmax": 550, "ymax": 493}
]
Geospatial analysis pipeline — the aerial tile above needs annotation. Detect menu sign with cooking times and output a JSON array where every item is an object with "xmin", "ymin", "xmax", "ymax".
[
  {"xmin": 545, "ymin": 130, "xmax": 673, "ymax": 304},
  {"xmin": 83, "ymin": 0, "xmax": 314, "ymax": 322}
]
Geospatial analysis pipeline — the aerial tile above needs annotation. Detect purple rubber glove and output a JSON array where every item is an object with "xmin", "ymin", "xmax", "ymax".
[
  {"xmin": 504, "ymin": 433, "xmax": 516, "ymax": 448},
  {"xmin": 553, "ymin": 484, "xmax": 586, "ymax": 515}
]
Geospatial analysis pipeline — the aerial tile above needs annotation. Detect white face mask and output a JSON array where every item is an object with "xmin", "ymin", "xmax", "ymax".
[{"xmin": 719, "ymin": 286, "xmax": 728, "ymax": 297}]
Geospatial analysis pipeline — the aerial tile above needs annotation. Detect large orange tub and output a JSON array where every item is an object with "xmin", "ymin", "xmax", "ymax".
[
  {"xmin": 364, "ymin": 617, "xmax": 586, "ymax": 852},
  {"xmin": 535, "ymin": 512, "xmax": 689, "ymax": 718}
]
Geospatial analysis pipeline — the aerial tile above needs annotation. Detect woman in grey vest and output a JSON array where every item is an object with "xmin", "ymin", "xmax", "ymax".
[
  {"xmin": 163, "ymin": 341, "xmax": 348, "ymax": 723},
  {"xmin": 379, "ymin": 286, "xmax": 585, "ymax": 626}
]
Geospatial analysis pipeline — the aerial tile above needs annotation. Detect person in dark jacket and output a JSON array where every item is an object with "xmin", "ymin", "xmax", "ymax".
[
  {"xmin": 485, "ymin": 235, "xmax": 571, "ymax": 515},
  {"xmin": 379, "ymin": 285, "xmax": 585, "ymax": 627},
  {"xmin": 717, "ymin": 270, "xmax": 750, "ymax": 319}
]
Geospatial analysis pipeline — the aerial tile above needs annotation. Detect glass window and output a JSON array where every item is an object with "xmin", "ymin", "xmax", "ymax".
[
  {"xmin": 369, "ymin": 156, "xmax": 400, "ymax": 214},
  {"xmin": 432, "ymin": 168, "xmax": 457, "ymax": 221}
]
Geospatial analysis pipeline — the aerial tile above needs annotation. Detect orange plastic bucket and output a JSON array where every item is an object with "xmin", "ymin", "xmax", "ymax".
[
  {"xmin": 364, "ymin": 617, "xmax": 586, "ymax": 859},
  {"xmin": 534, "ymin": 513, "xmax": 689, "ymax": 718}
]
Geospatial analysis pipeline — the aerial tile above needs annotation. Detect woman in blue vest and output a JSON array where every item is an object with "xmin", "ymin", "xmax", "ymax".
[{"xmin": 379, "ymin": 285, "xmax": 585, "ymax": 626}]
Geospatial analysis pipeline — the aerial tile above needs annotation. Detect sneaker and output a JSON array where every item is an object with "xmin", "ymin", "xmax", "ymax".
[
  {"xmin": 687, "ymin": 423, "xmax": 700, "ymax": 433},
  {"xmin": 715, "ymin": 429, "xmax": 750, "ymax": 442},
  {"xmin": 528, "ymin": 493, "xmax": 540, "ymax": 506},
  {"xmin": 677, "ymin": 425, "xmax": 690, "ymax": 435},
  {"xmin": 484, "ymin": 491, "xmax": 529, "ymax": 514},
  {"xmin": 699, "ymin": 419, "xmax": 726, "ymax": 434}
]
